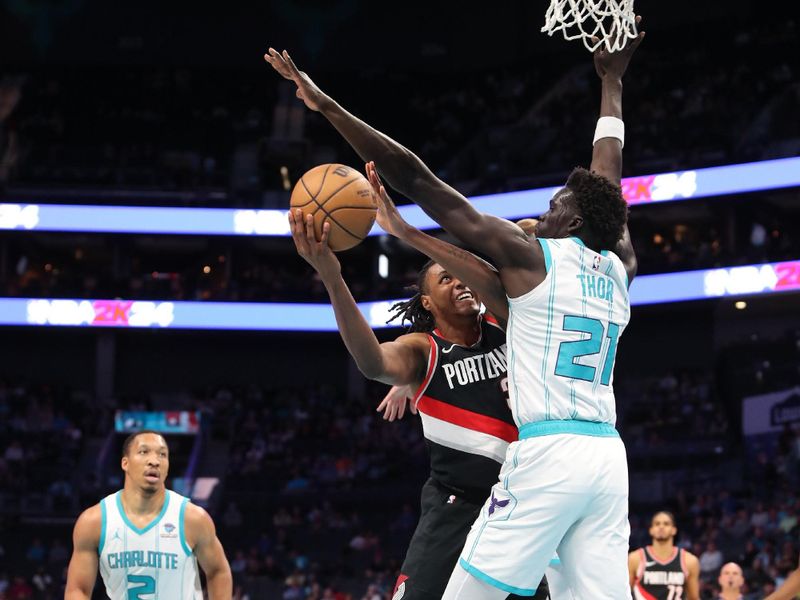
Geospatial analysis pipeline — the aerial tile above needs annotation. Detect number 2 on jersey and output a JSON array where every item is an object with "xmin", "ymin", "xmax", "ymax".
[
  {"xmin": 127, "ymin": 574, "xmax": 155, "ymax": 599},
  {"xmin": 554, "ymin": 315, "xmax": 620, "ymax": 385}
]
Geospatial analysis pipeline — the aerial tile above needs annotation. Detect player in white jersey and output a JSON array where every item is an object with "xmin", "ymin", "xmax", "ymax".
[
  {"xmin": 264, "ymin": 15, "xmax": 643, "ymax": 597},
  {"xmin": 65, "ymin": 430, "xmax": 232, "ymax": 600}
]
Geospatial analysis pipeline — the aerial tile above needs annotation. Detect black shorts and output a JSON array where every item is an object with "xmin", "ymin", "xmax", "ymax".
[{"xmin": 392, "ymin": 478, "xmax": 549, "ymax": 600}]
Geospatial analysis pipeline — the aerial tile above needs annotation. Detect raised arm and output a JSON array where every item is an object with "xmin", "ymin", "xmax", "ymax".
[
  {"xmin": 590, "ymin": 19, "xmax": 644, "ymax": 284},
  {"xmin": 65, "ymin": 505, "xmax": 101, "ymax": 600},
  {"xmin": 185, "ymin": 504, "xmax": 232, "ymax": 600},
  {"xmin": 366, "ymin": 162, "xmax": 510, "ymax": 329},
  {"xmin": 765, "ymin": 564, "xmax": 800, "ymax": 600},
  {"xmin": 289, "ymin": 209, "xmax": 429, "ymax": 386},
  {"xmin": 265, "ymin": 49, "xmax": 539, "ymax": 293}
]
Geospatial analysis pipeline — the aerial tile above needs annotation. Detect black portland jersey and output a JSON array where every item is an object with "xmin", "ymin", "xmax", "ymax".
[
  {"xmin": 634, "ymin": 546, "xmax": 689, "ymax": 600},
  {"xmin": 412, "ymin": 315, "xmax": 517, "ymax": 499}
]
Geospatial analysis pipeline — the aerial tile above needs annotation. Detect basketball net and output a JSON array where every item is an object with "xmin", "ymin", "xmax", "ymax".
[{"xmin": 541, "ymin": 0, "xmax": 638, "ymax": 53}]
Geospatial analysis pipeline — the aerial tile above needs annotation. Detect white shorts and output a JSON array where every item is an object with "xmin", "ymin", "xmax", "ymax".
[{"xmin": 457, "ymin": 426, "xmax": 630, "ymax": 598}]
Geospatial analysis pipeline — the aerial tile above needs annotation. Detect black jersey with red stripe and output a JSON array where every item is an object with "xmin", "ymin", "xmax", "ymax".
[
  {"xmin": 412, "ymin": 315, "xmax": 517, "ymax": 500},
  {"xmin": 634, "ymin": 546, "xmax": 689, "ymax": 600}
]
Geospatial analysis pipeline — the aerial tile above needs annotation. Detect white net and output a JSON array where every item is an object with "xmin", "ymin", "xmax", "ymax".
[{"xmin": 541, "ymin": 0, "xmax": 638, "ymax": 53}]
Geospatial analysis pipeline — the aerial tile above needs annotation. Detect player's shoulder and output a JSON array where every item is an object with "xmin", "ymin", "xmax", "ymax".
[
  {"xmin": 681, "ymin": 549, "xmax": 700, "ymax": 566},
  {"xmin": 73, "ymin": 503, "xmax": 103, "ymax": 541},
  {"xmin": 182, "ymin": 501, "xmax": 218, "ymax": 549},
  {"xmin": 182, "ymin": 501, "xmax": 215, "ymax": 531},
  {"xmin": 393, "ymin": 332, "xmax": 432, "ymax": 350},
  {"xmin": 628, "ymin": 548, "xmax": 643, "ymax": 561}
]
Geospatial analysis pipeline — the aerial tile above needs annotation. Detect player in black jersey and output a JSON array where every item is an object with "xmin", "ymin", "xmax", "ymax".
[
  {"xmin": 629, "ymin": 512, "xmax": 700, "ymax": 600},
  {"xmin": 288, "ymin": 174, "xmax": 548, "ymax": 599}
]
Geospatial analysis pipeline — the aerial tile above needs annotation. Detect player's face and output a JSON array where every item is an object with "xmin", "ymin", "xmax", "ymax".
[
  {"xmin": 121, "ymin": 433, "xmax": 169, "ymax": 493},
  {"xmin": 535, "ymin": 188, "xmax": 581, "ymax": 239},
  {"xmin": 649, "ymin": 514, "xmax": 677, "ymax": 542},
  {"xmin": 421, "ymin": 264, "xmax": 481, "ymax": 319},
  {"xmin": 718, "ymin": 563, "xmax": 744, "ymax": 591}
]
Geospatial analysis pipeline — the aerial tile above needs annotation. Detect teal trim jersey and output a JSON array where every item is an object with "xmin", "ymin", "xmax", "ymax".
[
  {"xmin": 506, "ymin": 238, "xmax": 630, "ymax": 426},
  {"xmin": 98, "ymin": 490, "xmax": 202, "ymax": 599}
]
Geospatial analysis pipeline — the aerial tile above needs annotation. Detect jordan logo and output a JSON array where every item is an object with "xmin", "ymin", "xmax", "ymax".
[{"xmin": 488, "ymin": 492, "xmax": 509, "ymax": 516}]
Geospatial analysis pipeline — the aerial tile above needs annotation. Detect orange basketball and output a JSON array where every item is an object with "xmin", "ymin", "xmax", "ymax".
[{"xmin": 290, "ymin": 163, "xmax": 377, "ymax": 252}]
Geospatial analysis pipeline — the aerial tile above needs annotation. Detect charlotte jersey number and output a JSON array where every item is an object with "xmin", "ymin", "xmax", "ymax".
[
  {"xmin": 554, "ymin": 316, "xmax": 620, "ymax": 386},
  {"xmin": 127, "ymin": 574, "xmax": 155, "ymax": 600}
]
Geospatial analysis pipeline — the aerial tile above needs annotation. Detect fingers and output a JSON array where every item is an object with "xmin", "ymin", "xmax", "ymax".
[
  {"xmin": 366, "ymin": 162, "xmax": 391, "ymax": 203},
  {"xmin": 320, "ymin": 221, "xmax": 331, "ymax": 247},
  {"xmin": 369, "ymin": 161, "xmax": 383, "ymax": 187},
  {"xmin": 265, "ymin": 48, "xmax": 293, "ymax": 80},
  {"xmin": 264, "ymin": 48, "xmax": 283, "ymax": 67},
  {"xmin": 304, "ymin": 213, "xmax": 316, "ymax": 244},
  {"xmin": 385, "ymin": 401, "xmax": 396, "ymax": 421},
  {"xmin": 630, "ymin": 15, "xmax": 645, "ymax": 47},
  {"xmin": 282, "ymin": 50, "xmax": 301, "ymax": 77},
  {"xmin": 409, "ymin": 399, "xmax": 418, "ymax": 415},
  {"xmin": 365, "ymin": 162, "xmax": 379, "ymax": 193},
  {"xmin": 288, "ymin": 209, "xmax": 309, "ymax": 255},
  {"xmin": 379, "ymin": 185, "xmax": 392, "ymax": 204}
]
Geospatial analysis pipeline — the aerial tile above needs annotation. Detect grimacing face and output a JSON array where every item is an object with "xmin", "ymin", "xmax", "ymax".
[
  {"xmin": 420, "ymin": 264, "xmax": 481, "ymax": 320},
  {"xmin": 122, "ymin": 432, "xmax": 169, "ymax": 493}
]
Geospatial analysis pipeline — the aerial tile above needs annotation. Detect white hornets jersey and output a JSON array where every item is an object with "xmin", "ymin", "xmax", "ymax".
[
  {"xmin": 506, "ymin": 237, "xmax": 630, "ymax": 427},
  {"xmin": 98, "ymin": 489, "xmax": 202, "ymax": 599}
]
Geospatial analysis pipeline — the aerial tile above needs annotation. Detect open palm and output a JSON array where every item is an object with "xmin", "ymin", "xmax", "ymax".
[{"xmin": 264, "ymin": 48, "xmax": 326, "ymax": 112}]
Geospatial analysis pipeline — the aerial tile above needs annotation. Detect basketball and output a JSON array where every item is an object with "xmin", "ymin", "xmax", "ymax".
[{"xmin": 290, "ymin": 163, "xmax": 377, "ymax": 252}]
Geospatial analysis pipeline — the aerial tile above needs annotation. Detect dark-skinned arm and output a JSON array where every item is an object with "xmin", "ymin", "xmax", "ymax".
[
  {"xmin": 185, "ymin": 504, "xmax": 232, "ymax": 600},
  {"xmin": 265, "ymin": 48, "xmax": 539, "ymax": 295},
  {"xmin": 765, "ymin": 565, "xmax": 800, "ymax": 600},
  {"xmin": 366, "ymin": 162, "xmax": 509, "ymax": 328},
  {"xmin": 589, "ymin": 21, "xmax": 645, "ymax": 285},
  {"xmin": 288, "ymin": 210, "xmax": 428, "ymax": 386}
]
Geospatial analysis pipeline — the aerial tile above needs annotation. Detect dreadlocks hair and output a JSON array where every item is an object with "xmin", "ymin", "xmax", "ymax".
[
  {"xmin": 386, "ymin": 259, "xmax": 437, "ymax": 333},
  {"xmin": 566, "ymin": 167, "xmax": 628, "ymax": 251}
]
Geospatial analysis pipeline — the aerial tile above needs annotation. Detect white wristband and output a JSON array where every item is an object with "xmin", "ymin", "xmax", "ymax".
[{"xmin": 593, "ymin": 116, "xmax": 625, "ymax": 148}]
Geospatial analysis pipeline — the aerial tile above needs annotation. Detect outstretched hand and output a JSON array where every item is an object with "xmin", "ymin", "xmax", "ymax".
[
  {"xmin": 377, "ymin": 384, "xmax": 417, "ymax": 421},
  {"xmin": 365, "ymin": 161, "xmax": 408, "ymax": 238},
  {"xmin": 264, "ymin": 48, "xmax": 327, "ymax": 112},
  {"xmin": 593, "ymin": 15, "xmax": 645, "ymax": 80},
  {"xmin": 288, "ymin": 209, "xmax": 341, "ymax": 280}
]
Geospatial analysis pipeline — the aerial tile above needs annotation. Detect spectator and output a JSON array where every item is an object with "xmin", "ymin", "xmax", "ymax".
[
  {"xmin": 7, "ymin": 575, "xmax": 33, "ymax": 599},
  {"xmin": 30, "ymin": 566, "xmax": 52, "ymax": 595},
  {"xmin": 223, "ymin": 502, "xmax": 243, "ymax": 529},
  {"xmin": 701, "ymin": 541, "xmax": 725, "ymax": 575},
  {"xmin": 24, "ymin": 539, "xmax": 45, "ymax": 563},
  {"xmin": 230, "ymin": 550, "xmax": 247, "ymax": 575}
]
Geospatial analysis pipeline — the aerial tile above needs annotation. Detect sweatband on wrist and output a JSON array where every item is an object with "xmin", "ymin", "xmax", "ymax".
[{"xmin": 593, "ymin": 116, "xmax": 625, "ymax": 148}]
